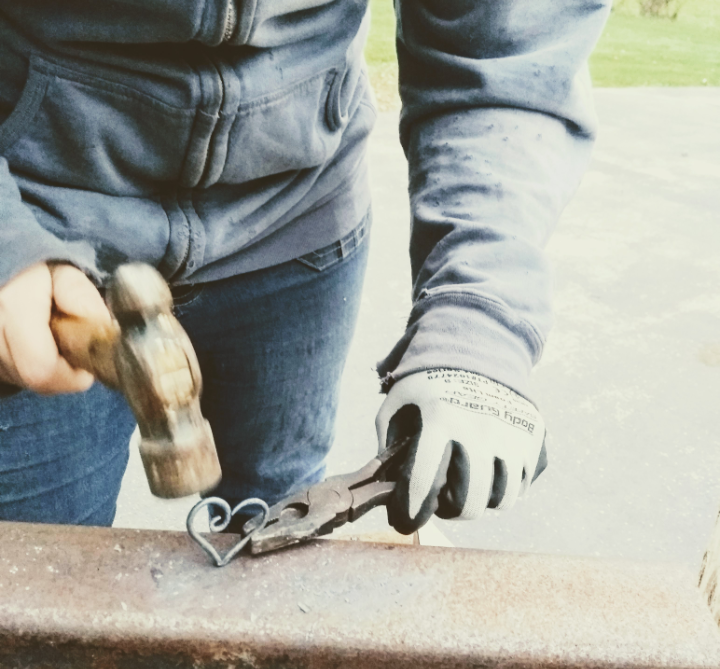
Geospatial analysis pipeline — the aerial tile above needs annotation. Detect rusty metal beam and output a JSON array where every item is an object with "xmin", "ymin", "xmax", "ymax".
[{"xmin": 1, "ymin": 521, "xmax": 719, "ymax": 668}]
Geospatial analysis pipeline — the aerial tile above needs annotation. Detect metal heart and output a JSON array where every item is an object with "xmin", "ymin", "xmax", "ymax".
[{"xmin": 186, "ymin": 496, "xmax": 270, "ymax": 567}]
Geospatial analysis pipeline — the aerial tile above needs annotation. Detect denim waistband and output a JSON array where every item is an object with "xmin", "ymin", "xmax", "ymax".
[{"xmin": 296, "ymin": 210, "xmax": 369, "ymax": 273}]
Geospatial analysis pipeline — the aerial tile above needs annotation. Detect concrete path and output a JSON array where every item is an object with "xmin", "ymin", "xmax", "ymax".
[{"xmin": 115, "ymin": 88, "xmax": 720, "ymax": 570}]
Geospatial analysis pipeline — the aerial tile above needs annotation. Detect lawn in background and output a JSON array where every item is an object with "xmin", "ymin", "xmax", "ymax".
[
  {"xmin": 592, "ymin": 0, "xmax": 720, "ymax": 86},
  {"xmin": 366, "ymin": 0, "xmax": 720, "ymax": 110},
  {"xmin": 365, "ymin": 0, "xmax": 399, "ymax": 110}
]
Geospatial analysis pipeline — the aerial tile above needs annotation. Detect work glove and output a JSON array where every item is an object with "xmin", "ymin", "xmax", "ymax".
[{"xmin": 376, "ymin": 369, "xmax": 547, "ymax": 534}]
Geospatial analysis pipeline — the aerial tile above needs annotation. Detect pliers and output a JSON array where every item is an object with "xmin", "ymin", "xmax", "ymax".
[{"xmin": 242, "ymin": 436, "xmax": 412, "ymax": 555}]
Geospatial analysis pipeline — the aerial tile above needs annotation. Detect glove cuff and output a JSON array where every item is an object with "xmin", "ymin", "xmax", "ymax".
[{"xmin": 377, "ymin": 291, "xmax": 544, "ymax": 401}]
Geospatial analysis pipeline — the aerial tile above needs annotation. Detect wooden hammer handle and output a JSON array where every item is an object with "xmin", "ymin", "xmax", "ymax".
[{"xmin": 50, "ymin": 311, "xmax": 121, "ymax": 389}]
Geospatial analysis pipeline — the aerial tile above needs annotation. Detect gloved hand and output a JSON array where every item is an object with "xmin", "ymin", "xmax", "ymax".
[{"xmin": 375, "ymin": 369, "xmax": 547, "ymax": 534}]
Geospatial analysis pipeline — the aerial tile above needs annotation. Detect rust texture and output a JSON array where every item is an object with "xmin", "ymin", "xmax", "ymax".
[
  {"xmin": 1, "ymin": 520, "xmax": 720, "ymax": 668},
  {"xmin": 699, "ymin": 506, "xmax": 720, "ymax": 627}
]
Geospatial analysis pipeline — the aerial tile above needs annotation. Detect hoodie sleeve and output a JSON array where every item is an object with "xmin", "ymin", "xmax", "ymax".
[
  {"xmin": 0, "ymin": 158, "xmax": 94, "ymax": 288},
  {"xmin": 377, "ymin": 0, "xmax": 611, "ymax": 400}
]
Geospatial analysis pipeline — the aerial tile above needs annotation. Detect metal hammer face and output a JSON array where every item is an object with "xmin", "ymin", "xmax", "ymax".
[
  {"xmin": 52, "ymin": 263, "xmax": 222, "ymax": 499},
  {"xmin": 106, "ymin": 264, "xmax": 222, "ymax": 498}
]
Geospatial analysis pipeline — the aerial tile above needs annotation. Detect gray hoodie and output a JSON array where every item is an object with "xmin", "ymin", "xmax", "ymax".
[{"xmin": 0, "ymin": 0, "xmax": 610, "ymax": 398}]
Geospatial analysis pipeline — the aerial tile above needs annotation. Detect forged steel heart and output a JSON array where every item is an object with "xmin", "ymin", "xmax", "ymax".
[{"xmin": 187, "ymin": 496, "xmax": 270, "ymax": 567}]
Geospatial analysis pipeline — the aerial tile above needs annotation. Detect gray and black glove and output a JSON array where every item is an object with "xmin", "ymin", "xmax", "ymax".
[{"xmin": 376, "ymin": 369, "xmax": 547, "ymax": 534}]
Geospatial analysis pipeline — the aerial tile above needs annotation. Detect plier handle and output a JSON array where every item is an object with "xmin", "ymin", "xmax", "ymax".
[{"xmin": 243, "ymin": 436, "xmax": 411, "ymax": 555}]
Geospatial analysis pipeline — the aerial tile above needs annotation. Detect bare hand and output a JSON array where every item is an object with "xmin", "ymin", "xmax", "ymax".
[{"xmin": 0, "ymin": 263, "xmax": 111, "ymax": 394}]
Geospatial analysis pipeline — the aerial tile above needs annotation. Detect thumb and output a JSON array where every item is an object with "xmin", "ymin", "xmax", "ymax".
[
  {"xmin": 376, "ymin": 387, "xmax": 408, "ymax": 452},
  {"xmin": 387, "ymin": 423, "xmax": 452, "ymax": 535},
  {"xmin": 50, "ymin": 264, "xmax": 111, "ymax": 323}
]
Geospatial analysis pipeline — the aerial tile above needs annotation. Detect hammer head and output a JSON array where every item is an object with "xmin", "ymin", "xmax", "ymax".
[
  {"xmin": 107, "ymin": 264, "xmax": 222, "ymax": 498},
  {"xmin": 130, "ymin": 420, "xmax": 221, "ymax": 499}
]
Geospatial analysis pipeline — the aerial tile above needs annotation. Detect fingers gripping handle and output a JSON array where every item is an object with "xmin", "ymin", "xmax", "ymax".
[
  {"xmin": 50, "ymin": 312, "xmax": 121, "ymax": 389},
  {"xmin": 53, "ymin": 264, "xmax": 222, "ymax": 499}
]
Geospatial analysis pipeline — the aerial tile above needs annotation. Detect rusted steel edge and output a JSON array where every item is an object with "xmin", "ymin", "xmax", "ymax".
[
  {"xmin": 1, "ymin": 520, "xmax": 720, "ymax": 669},
  {"xmin": 700, "ymin": 506, "xmax": 720, "ymax": 627}
]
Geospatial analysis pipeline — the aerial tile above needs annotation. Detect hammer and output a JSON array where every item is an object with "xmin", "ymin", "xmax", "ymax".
[{"xmin": 50, "ymin": 263, "xmax": 222, "ymax": 499}]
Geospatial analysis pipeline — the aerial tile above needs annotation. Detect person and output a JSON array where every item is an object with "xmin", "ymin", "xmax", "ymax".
[{"xmin": 0, "ymin": 1, "xmax": 610, "ymax": 534}]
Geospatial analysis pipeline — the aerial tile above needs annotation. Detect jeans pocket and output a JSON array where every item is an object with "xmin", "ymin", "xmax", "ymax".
[
  {"xmin": 171, "ymin": 283, "xmax": 205, "ymax": 311},
  {"xmin": 296, "ymin": 211, "xmax": 370, "ymax": 273}
]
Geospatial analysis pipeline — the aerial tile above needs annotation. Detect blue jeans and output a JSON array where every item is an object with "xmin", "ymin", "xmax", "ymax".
[{"xmin": 0, "ymin": 216, "xmax": 369, "ymax": 526}]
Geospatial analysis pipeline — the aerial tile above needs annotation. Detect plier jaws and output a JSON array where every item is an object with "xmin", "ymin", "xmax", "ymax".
[{"xmin": 243, "ymin": 437, "xmax": 410, "ymax": 555}]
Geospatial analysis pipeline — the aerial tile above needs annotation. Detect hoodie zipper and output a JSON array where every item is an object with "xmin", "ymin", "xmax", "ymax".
[
  {"xmin": 223, "ymin": 1, "xmax": 237, "ymax": 42},
  {"xmin": 199, "ymin": 50, "xmax": 228, "ymax": 187}
]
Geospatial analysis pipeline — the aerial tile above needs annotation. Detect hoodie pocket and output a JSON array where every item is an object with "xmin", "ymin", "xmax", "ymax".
[
  {"xmin": 0, "ymin": 61, "xmax": 49, "ymax": 155},
  {"xmin": 216, "ymin": 65, "xmax": 347, "ymax": 186},
  {"xmin": 1, "ymin": 56, "xmax": 197, "ymax": 197}
]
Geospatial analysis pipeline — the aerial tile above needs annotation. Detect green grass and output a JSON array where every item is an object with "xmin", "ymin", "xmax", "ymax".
[
  {"xmin": 366, "ymin": 0, "xmax": 396, "ymax": 68},
  {"xmin": 590, "ymin": 0, "xmax": 720, "ymax": 86},
  {"xmin": 364, "ymin": 0, "xmax": 720, "ymax": 108},
  {"xmin": 365, "ymin": 0, "xmax": 400, "ymax": 109}
]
